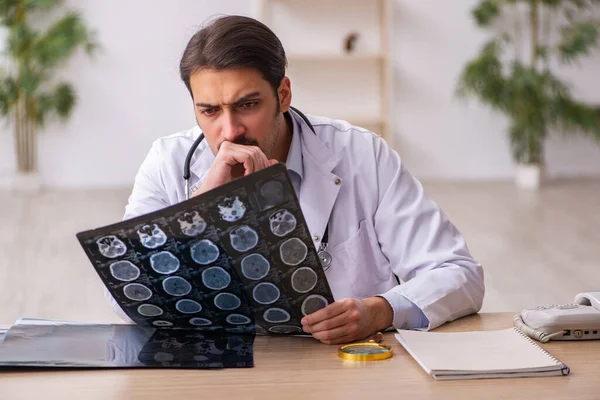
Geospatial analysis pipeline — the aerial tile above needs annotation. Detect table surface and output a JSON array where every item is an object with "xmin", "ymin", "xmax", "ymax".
[{"xmin": 0, "ymin": 312, "xmax": 598, "ymax": 400}]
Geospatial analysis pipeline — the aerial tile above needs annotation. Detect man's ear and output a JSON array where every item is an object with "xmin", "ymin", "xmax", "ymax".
[{"xmin": 277, "ymin": 76, "xmax": 292, "ymax": 113}]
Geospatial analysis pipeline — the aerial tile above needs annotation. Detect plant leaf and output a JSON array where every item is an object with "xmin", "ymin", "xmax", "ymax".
[
  {"xmin": 52, "ymin": 82, "xmax": 75, "ymax": 119},
  {"xmin": 23, "ymin": 0, "xmax": 64, "ymax": 11},
  {"xmin": 34, "ymin": 91, "xmax": 53, "ymax": 126},
  {"xmin": 558, "ymin": 20, "xmax": 600, "ymax": 63},
  {"xmin": 31, "ymin": 11, "xmax": 96, "ymax": 70},
  {"xmin": 472, "ymin": 0, "xmax": 502, "ymax": 27}
]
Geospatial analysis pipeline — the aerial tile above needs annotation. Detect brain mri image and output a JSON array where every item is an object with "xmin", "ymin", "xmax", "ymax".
[
  {"xmin": 252, "ymin": 282, "xmax": 280, "ymax": 305},
  {"xmin": 177, "ymin": 211, "xmax": 207, "ymax": 237},
  {"xmin": 301, "ymin": 295, "xmax": 329, "ymax": 316},
  {"xmin": 226, "ymin": 314, "xmax": 252, "ymax": 325},
  {"xmin": 162, "ymin": 276, "xmax": 192, "ymax": 297},
  {"xmin": 150, "ymin": 251, "xmax": 180, "ymax": 274},
  {"xmin": 97, "ymin": 236, "xmax": 127, "ymax": 259},
  {"xmin": 123, "ymin": 283, "xmax": 153, "ymax": 301},
  {"xmin": 240, "ymin": 254, "xmax": 270, "ymax": 280},
  {"xmin": 109, "ymin": 260, "xmax": 140, "ymax": 282},
  {"xmin": 280, "ymin": 238, "xmax": 308, "ymax": 266},
  {"xmin": 218, "ymin": 196, "xmax": 247, "ymax": 222},
  {"xmin": 269, "ymin": 209, "xmax": 297, "ymax": 237},
  {"xmin": 137, "ymin": 224, "xmax": 167, "ymax": 249},
  {"xmin": 268, "ymin": 325, "xmax": 302, "ymax": 334},
  {"xmin": 230, "ymin": 226, "xmax": 259, "ymax": 253},
  {"xmin": 189, "ymin": 317, "xmax": 212, "ymax": 326},
  {"xmin": 152, "ymin": 320, "xmax": 174, "ymax": 327},
  {"xmin": 263, "ymin": 308, "xmax": 290, "ymax": 323},
  {"xmin": 291, "ymin": 267, "xmax": 318, "ymax": 293},
  {"xmin": 176, "ymin": 299, "xmax": 203, "ymax": 314},
  {"xmin": 201, "ymin": 267, "xmax": 231, "ymax": 290},
  {"xmin": 77, "ymin": 163, "xmax": 334, "ymax": 337},
  {"xmin": 214, "ymin": 293, "xmax": 241, "ymax": 310},
  {"xmin": 259, "ymin": 180, "xmax": 284, "ymax": 209},
  {"xmin": 190, "ymin": 240, "xmax": 220, "ymax": 265},
  {"xmin": 138, "ymin": 304, "xmax": 164, "ymax": 317}
]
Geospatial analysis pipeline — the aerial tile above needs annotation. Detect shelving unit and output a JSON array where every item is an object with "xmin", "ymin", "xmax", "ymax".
[{"xmin": 254, "ymin": 0, "xmax": 394, "ymax": 141}]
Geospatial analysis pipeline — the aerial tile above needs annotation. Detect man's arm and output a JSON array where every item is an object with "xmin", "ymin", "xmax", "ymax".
[
  {"xmin": 301, "ymin": 136, "xmax": 484, "ymax": 343},
  {"xmin": 373, "ymin": 141, "xmax": 485, "ymax": 331}
]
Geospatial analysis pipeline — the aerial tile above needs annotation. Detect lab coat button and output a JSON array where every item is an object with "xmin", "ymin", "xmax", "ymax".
[
  {"xmin": 334, "ymin": 178, "xmax": 342, "ymax": 185},
  {"xmin": 313, "ymin": 235, "xmax": 320, "ymax": 241}
]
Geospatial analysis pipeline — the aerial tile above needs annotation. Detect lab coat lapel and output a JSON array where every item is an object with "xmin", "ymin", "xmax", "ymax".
[
  {"xmin": 294, "ymin": 112, "xmax": 342, "ymax": 244},
  {"xmin": 188, "ymin": 132, "xmax": 215, "ymax": 191}
]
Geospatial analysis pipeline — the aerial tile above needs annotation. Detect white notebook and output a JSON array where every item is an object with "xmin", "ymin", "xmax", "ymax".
[{"xmin": 395, "ymin": 328, "xmax": 570, "ymax": 380}]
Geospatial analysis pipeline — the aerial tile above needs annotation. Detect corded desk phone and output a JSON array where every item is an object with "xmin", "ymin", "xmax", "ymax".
[{"xmin": 513, "ymin": 291, "xmax": 600, "ymax": 342}]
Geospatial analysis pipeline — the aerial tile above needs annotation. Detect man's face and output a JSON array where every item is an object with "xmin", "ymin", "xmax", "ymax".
[{"xmin": 189, "ymin": 67, "xmax": 290, "ymax": 157}]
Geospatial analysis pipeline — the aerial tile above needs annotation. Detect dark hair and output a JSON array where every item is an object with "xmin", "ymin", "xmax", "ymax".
[{"xmin": 179, "ymin": 15, "xmax": 287, "ymax": 97}]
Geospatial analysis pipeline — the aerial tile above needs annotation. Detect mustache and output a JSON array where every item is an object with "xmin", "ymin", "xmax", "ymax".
[
  {"xmin": 218, "ymin": 137, "xmax": 260, "ymax": 149},
  {"xmin": 232, "ymin": 136, "xmax": 259, "ymax": 146}
]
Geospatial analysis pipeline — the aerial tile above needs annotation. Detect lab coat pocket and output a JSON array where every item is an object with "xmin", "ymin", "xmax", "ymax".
[{"xmin": 327, "ymin": 220, "xmax": 390, "ymax": 299}]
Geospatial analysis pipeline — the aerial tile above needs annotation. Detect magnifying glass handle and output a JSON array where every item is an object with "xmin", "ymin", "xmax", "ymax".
[{"xmin": 367, "ymin": 332, "xmax": 383, "ymax": 344}]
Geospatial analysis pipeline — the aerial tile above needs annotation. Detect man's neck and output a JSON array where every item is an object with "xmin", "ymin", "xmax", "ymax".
[{"xmin": 270, "ymin": 111, "xmax": 293, "ymax": 163}]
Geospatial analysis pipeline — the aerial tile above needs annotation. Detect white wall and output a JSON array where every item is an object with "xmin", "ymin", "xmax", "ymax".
[{"xmin": 0, "ymin": 0, "xmax": 599, "ymax": 188}]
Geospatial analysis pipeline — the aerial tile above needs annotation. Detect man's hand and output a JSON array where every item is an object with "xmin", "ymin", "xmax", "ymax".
[
  {"xmin": 192, "ymin": 141, "xmax": 278, "ymax": 197},
  {"xmin": 301, "ymin": 296, "xmax": 394, "ymax": 345}
]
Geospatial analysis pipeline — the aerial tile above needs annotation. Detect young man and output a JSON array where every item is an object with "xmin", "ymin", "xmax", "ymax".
[{"xmin": 115, "ymin": 15, "xmax": 485, "ymax": 345}]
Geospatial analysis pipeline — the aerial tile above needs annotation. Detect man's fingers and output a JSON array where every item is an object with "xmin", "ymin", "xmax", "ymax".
[
  {"xmin": 252, "ymin": 148, "xmax": 270, "ymax": 171},
  {"xmin": 311, "ymin": 326, "xmax": 351, "ymax": 344},
  {"xmin": 302, "ymin": 300, "xmax": 351, "ymax": 327},
  {"xmin": 302, "ymin": 309, "xmax": 350, "ymax": 334},
  {"xmin": 219, "ymin": 143, "xmax": 271, "ymax": 175}
]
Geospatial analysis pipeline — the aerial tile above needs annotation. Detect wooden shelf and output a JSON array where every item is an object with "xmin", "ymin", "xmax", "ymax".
[{"xmin": 257, "ymin": 0, "xmax": 394, "ymax": 142}]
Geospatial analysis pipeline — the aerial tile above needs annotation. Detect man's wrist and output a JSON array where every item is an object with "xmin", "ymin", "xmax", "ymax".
[{"xmin": 364, "ymin": 296, "xmax": 394, "ymax": 331}]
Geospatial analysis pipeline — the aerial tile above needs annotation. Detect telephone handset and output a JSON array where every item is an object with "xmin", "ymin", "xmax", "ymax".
[{"xmin": 513, "ymin": 291, "xmax": 600, "ymax": 342}]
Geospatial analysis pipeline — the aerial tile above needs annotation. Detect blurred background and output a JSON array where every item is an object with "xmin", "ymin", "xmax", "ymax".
[{"xmin": 0, "ymin": 0, "xmax": 598, "ymax": 327}]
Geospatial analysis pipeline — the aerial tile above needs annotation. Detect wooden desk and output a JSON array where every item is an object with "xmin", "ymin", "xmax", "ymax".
[{"xmin": 0, "ymin": 312, "xmax": 598, "ymax": 399}]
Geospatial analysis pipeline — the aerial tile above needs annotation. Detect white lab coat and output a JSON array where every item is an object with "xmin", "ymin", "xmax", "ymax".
[{"xmin": 111, "ymin": 110, "xmax": 485, "ymax": 331}]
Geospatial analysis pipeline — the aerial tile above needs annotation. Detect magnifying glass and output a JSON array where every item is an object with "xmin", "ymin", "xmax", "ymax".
[{"xmin": 337, "ymin": 332, "xmax": 393, "ymax": 361}]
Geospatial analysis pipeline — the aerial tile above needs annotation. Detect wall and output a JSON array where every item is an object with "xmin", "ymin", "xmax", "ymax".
[{"xmin": 0, "ymin": 0, "xmax": 599, "ymax": 188}]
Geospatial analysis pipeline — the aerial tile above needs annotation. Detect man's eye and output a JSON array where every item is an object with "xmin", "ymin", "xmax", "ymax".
[
  {"xmin": 201, "ymin": 108, "xmax": 217, "ymax": 116},
  {"xmin": 239, "ymin": 102, "xmax": 257, "ymax": 109}
]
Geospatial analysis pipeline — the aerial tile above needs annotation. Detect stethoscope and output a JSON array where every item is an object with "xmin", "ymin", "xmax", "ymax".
[{"xmin": 182, "ymin": 106, "xmax": 332, "ymax": 271}]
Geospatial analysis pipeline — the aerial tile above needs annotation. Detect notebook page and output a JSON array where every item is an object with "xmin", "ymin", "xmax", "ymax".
[{"xmin": 395, "ymin": 328, "xmax": 561, "ymax": 373}]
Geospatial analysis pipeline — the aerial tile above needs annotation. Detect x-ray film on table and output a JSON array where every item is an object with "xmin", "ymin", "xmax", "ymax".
[
  {"xmin": 76, "ymin": 163, "xmax": 335, "ymax": 335},
  {"xmin": 0, "ymin": 324, "xmax": 254, "ymax": 369}
]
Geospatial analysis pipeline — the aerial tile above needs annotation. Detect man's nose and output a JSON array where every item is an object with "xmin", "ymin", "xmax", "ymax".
[{"xmin": 221, "ymin": 111, "xmax": 245, "ymax": 142}]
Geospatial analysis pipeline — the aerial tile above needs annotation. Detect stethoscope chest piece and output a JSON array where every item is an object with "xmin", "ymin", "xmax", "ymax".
[{"xmin": 319, "ymin": 250, "xmax": 332, "ymax": 271}]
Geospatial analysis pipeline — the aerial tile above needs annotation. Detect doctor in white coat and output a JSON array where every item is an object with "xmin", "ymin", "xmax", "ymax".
[{"xmin": 113, "ymin": 15, "xmax": 485, "ymax": 345}]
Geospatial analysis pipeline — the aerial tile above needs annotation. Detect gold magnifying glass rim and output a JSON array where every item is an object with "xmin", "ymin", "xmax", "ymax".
[{"xmin": 337, "ymin": 342, "xmax": 393, "ymax": 361}]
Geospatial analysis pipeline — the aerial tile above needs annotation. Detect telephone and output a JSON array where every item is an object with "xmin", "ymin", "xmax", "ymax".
[{"xmin": 513, "ymin": 291, "xmax": 600, "ymax": 343}]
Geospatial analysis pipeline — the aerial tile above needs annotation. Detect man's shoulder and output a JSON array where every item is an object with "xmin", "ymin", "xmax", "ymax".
[
  {"xmin": 305, "ymin": 114, "xmax": 389, "ymax": 155},
  {"xmin": 150, "ymin": 125, "xmax": 203, "ymax": 153}
]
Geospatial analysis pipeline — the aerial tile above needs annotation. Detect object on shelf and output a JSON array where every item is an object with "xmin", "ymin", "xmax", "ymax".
[{"xmin": 343, "ymin": 32, "xmax": 359, "ymax": 53}]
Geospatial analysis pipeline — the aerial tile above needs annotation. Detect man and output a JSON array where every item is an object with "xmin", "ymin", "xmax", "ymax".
[{"xmin": 112, "ymin": 15, "xmax": 485, "ymax": 345}]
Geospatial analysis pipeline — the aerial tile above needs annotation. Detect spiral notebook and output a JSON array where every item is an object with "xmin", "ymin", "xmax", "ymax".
[{"xmin": 395, "ymin": 328, "xmax": 570, "ymax": 380}]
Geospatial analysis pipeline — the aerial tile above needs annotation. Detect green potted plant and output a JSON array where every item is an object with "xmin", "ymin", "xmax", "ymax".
[
  {"xmin": 457, "ymin": 0, "xmax": 600, "ymax": 189},
  {"xmin": 0, "ymin": 0, "xmax": 97, "ymax": 191}
]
